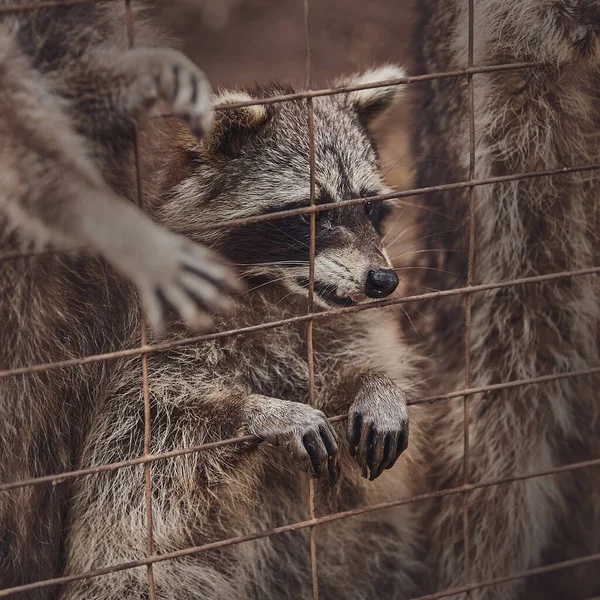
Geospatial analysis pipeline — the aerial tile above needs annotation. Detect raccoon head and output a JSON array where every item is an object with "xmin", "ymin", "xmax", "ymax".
[{"xmin": 169, "ymin": 65, "xmax": 406, "ymax": 309}]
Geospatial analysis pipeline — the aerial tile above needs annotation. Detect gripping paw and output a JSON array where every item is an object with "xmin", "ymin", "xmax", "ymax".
[
  {"xmin": 347, "ymin": 375, "xmax": 409, "ymax": 481},
  {"xmin": 247, "ymin": 398, "xmax": 340, "ymax": 485},
  {"xmin": 119, "ymin": 47, "xmax": 213, "ymax": 138}
]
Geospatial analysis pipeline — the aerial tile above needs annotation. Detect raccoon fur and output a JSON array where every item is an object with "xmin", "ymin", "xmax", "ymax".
[
  {"xmin": 1, "ymin": 54, "xmax": 425, "ymax": 600},
  {"xmin": 0, "ymin": 0, "xmax": 240, "ymax": 335},
  {"xmin": 410, "ymin": 1, "xmax": 600, "ymax": 598}
]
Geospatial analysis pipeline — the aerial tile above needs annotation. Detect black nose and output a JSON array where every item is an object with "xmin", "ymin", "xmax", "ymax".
[{"xmin": 364, "ymin": 268, "xmax": 399, "ymax": 298}]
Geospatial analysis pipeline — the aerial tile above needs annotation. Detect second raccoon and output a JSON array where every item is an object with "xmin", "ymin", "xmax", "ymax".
[{"xmin": 58, "ymin": 67, "xmax": 425, "ymax": 599}]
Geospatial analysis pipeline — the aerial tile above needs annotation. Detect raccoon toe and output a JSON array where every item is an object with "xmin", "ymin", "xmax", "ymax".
[
  {"xmin": 348, "ymin": 409, "xmax": 409, "ymax": 481},
  {"xmin": 245, "ymin": 399, "xmax": 339, "ymax": 484},
  {"xmin": 179, "ymin": 242, "xmax": 243, "ymax": 297},
  {"xmin": 172, "ymin": 72, "xmax": 213, "ymax": 139},
  {"xmin": 148, "ymin": 242, "xmax": 240, "ymax": 331},
  {"xmin": 99, "ymin": 213, "xmax": 240, "ymax": 333},
  {"xmin": 154, "ymin": 52, "xmax": 213, "ymax": 138},
  {"xmin": 300, "ymin": 424, "xmax": 339, "ymax": 485},
  {"xmin": 156, "ymin": 283, "xmax": 213, "ymax": 333}
]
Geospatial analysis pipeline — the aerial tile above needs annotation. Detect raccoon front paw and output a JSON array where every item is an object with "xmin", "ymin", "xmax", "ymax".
[
  {"xmin": 119, "ymin": 47, "xmax": 213, "ymax": 138},
  {"xmin": 347, "ymin": 378, "xmax": 409, "ymax": 481},
  {"xmin": 136, "ymin": 232, "xmax": 240, "ymax": 334},
  {"xmin": 247, "ymin": 399, "xmax": 340, "ymax": 485},
  {"xmin": 96, "ymin": 203, "xmax": 240, "ymax": 333}
]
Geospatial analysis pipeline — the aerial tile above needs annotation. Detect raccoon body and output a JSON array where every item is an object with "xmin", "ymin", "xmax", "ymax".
[
  {"xmin": 60, "ymin": 74, "xmax": 426, "ymax": 599},
  {"xmin": 1, "ymin": 51, "xmax": 425, "ymax": 599},
  {"xmin": 411, "ymin": 1, "xmax": 600, "ymax": 598}
]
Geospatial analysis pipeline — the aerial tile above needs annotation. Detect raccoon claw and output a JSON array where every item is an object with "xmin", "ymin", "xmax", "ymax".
[
  {"xmin": 248, "ymin": 400, "xmax": 339, "ymax": 485},
  {"xmin": 142, "ymin": 240, "xmax": 239, "ymax": 334},
  {"xmin": 94, "ymin": 201, "xmax": 240, "ymax": 334},
  {"xmin": 283, "ymin": 416, "xmax": 339, "ymax": 485},
  {"xmin": 121, "ymin": 47, "xmax": 213, "ymax": 139},
  {"xmin": 347, "ymin": 384, "xmax": 409, "ymax": 481},
  {"xmin": 301, "ymin": 425, "xmax": 340, "ymax": 485}
]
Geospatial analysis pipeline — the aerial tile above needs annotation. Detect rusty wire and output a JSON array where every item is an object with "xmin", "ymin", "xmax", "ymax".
[
  {"xmin": 462, "ymin": 0, "xmax": 476, "ymax": 590},
  {"xmin": 303, "ymin": 0, "xmax": 320, "ymax": 596},
  {"xmin": 123, "ymin": 2, "xmax": 157, "ymax": 598},
  {"xmin": 1, "ymin": 267, "xmax": 599, "ymax": 382},
  {"xmin": 1, "ymin": 456, "xmax": 599, "ymax": 598},
  {"xmin": 1, "ymin": 0, "xmax": 600, "ymax": 598},
  {"xmin": 2, "ymin": 363, "xmax": 600, "ymax": 494},
  {"xmin": 2, "ymin": 162, "xmax": 600, "ymax": 265}
]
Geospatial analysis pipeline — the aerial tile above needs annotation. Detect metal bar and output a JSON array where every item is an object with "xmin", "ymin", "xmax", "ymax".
[
  {"xmin": 462, "ymin": 0, "xmax": 476, "ymax": 588},
  {"xmin": 124, "ymin": 2, "xmax": 157, "ymax": 598},
  {"xmin": 2, "ymin": 164, "xmax": 599, "ymax": 265},
  {"xmin": 302, "ymin": 0, "xmax": 319, "ymax": 595},
  {"xmin": 209, "ymin": 63, "xmax": 538, "ymax": 109},
  {"xmin": 170, "ymin": 163, "xmax": 600, "ymax": 233},
  {"xmin": 0, "ymin": 267, "xmax": 598, "ymax": 381},
  {"xmin": 409, "ymin": 552, "xmax": 600, "ymax": 600},
  {"xmin": 1, "ymin": 457, "xmax": 598, "ymax": 597},
  {"xmin": 2, "ymin": 365, "xmax": 599, "ymax": 493}
]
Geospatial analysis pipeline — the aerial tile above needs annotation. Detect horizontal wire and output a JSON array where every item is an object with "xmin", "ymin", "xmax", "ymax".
[
  {"xmin": 1, "ymin": 365, "xmax": 599, "ymax": 492},
  {"xmin": 3, "ymin": 162, "xmax": 598, "ymax": 264},
  {"xmin": 410, "ymin": 552, "xmax": 600, "ymax": 600},
  {"xmin": 176, "ymin": 163, "xmax": 600, "ymax": 234},
  {"xmin": 0, "ymin": 0, "xmax": 116, "ymax": 12},
  {"xmin": 1, "ymin": 456, "xmax": 598, "ymax": 597},
  {"xmin": 209, "ymin": 62, "xmax": 537, "ymax": 109},
  {"xmin": 0, "ymin": 266, "xmax": 598, "ymax": 381}
]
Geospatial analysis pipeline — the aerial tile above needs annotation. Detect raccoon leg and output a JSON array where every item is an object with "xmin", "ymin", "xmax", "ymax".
[
  {"xmin": 345, "ymin": 372, "xmax": 410, "ymax": 481},
  {"xmin": 0, "ymin": 31, "xmax": 238, "ymax": 332}
]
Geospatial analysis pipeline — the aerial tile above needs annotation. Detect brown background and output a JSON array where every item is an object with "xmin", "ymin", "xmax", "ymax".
[{"xmin": 153, "ymin": 0, "xmax": 419, "ymax": 272}]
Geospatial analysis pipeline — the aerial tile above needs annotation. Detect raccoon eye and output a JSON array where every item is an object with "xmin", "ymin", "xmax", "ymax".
[
  {"xmin": 300, "ymin": 210, "xmax": 323, "ymax": 225},
  {"xmin": 364, "ymin": 201, "xmax": 374, "ymax": 217}
]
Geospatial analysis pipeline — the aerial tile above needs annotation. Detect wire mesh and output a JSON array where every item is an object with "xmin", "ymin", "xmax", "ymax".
[{"xmin": 0, "ymin": 0, "xmax": 599, "ymax": 598}]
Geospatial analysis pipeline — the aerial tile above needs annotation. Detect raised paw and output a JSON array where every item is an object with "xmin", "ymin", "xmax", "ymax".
[
  {"xmin": 119, "ymin": 47, "xmax": 213, "ymax": 138},
  {"xmin": 247, "ymin": 397, "xmax": 340, "ymax": 485},
  {"xmin": 138, "ymin": 233, "xmax": 241, "ymax": 334},
  {"xmin": 97, "ymin": 201, "xmax": 241, "ymax": 334},
  {"xmin": 347, "ymin": 376, "xmax": 409, "ymax": 481}
]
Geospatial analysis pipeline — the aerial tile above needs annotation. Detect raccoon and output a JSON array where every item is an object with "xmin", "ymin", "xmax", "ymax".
[
  {"xmin": 0, "ymin": 0, "xmax": 240, "ymax": 334},
  {"xmin": 1, "ymin": 63, "xmax": 425, "ymax": 598},
  {"xmin": 410, "ymin": 1, "xmax": 600, "ymax": 598}
]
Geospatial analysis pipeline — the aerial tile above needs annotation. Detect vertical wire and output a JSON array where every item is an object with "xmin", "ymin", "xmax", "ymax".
[
  {"xmin": 303, "ymin": 0, "xmax": 319, "ymax": 598},
  {"xmin": 463, "ymin": 0, "xmax": 476, "ymax": 592},
  {"xmin": 124, "ymin": 2, "xmax": 157, "ymax": 598}
]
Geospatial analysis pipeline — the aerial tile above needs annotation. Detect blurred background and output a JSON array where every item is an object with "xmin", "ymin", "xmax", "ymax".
[{"xmin": 153, "ymin": 0, "xmax": 418, "ymax": 276}]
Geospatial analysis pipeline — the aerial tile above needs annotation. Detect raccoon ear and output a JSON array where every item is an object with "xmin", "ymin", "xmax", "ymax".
[
  {"xmin": 336, "ymin": 65, "xmax": 406, "ymax": 125},
  {"xmin": 205, "ymin": 90, "xmax": 270, "ymax": 156}
]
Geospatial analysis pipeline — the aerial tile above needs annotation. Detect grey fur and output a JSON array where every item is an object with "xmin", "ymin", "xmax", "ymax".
[
  {"xmin": 0, "ymin": 13, "xmax": 425, "ymax": 594},
  {"xmin": 0, "ymin": 1, "xmax": 239, "ymax": 336},
  {"xmin": 60, "ymin": 67, "xmax": 425, "ymax": 600},
  {"xmin": 410, "ymin": 1, "xmax": 600, "ymax": 598}
]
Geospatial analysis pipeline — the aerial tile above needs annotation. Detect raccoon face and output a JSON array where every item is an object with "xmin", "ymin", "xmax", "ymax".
[{"xmin": 173, "ymin": 66, "xmax": 405, "ymax": 309}]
